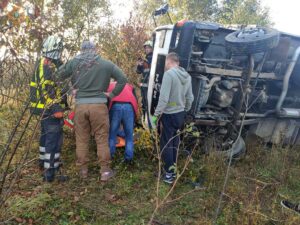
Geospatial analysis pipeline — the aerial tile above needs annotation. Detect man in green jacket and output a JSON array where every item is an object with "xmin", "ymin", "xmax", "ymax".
[{"xmin": 57, "ymin": 40, "xmax": 127, "ymax": 181}]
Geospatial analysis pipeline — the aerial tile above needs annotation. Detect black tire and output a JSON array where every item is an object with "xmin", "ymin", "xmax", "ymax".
[
  {"xmin": 225, "ymin": 27, "xmax": 280, "ymax": 55},
  {"xmin": 228, "ymin": 136, "xmax": 246, "ymax": 159},
  {"xmin": 218, "ymin": 136, "xmax": 246, "ymax": 159}
]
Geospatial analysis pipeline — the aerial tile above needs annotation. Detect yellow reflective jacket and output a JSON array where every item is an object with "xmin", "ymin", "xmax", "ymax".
[{"xmin": 30, "ymin": 57, "xmax": 64, "ymax": 115}]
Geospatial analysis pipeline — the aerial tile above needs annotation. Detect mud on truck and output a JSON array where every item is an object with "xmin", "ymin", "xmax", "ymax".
[{"xmin": 146, "ymin": 20, "xmax": 300, "ymax": 157}]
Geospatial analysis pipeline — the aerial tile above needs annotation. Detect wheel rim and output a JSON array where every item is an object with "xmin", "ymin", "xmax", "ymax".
[{"xmin": 236, "ymin": 28, "xmax": 266, "ymax": 39}]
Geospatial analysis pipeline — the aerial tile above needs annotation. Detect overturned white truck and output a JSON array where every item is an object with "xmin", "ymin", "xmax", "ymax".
[{"xmin": 146, "ymin": 20, "xmax": 300, "ymax": 156}]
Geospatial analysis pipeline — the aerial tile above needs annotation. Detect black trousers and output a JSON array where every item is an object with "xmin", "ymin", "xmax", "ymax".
[
  {"xmin": 39, "ymin": 116, "xmax": 63, "ymax": 178},
  {"xmin": 159, "ymin": 111, "xmax": 186, "ymax": 173},
  {"xmin": 140, "ymin": 86, "xmax": 148, "ymax": 118}
]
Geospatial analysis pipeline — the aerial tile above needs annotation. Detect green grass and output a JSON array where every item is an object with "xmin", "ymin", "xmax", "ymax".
[{"xmin": 2, "ymin": 127, "xmax": 300, "ymax": 225}]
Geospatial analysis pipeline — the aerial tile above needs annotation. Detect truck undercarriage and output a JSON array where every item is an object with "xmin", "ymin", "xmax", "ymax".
[{"xmin": 148, "ymin": 21, "xmax": 300, "ymax": 155}]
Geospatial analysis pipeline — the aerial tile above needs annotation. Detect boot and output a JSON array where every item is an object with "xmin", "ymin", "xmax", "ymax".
[
  {"xmin": 56, "ymin": 167, "xmax": 69, "ymax": 182},
  {"xmin": 79, "ymin": 168, "xmax": 88, "ymax": 179},
  {"xmin": 43, "ymin": 168, "xmax": 55, "ymax": 182},
  {"xmin": 100, "ymin": 170, "xmax": 115, "ymax": 181}
]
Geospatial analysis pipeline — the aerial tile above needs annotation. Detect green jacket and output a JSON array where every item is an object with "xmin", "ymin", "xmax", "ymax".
[{"xmin": 57, "ymin": 52, "xmax": 127, "ymax": 104}]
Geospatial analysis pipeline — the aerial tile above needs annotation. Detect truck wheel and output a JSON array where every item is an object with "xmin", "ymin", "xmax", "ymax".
[
  {"xmin": 225, "ymin": 27, "xmax": 280, "ymax": 55},
  {"xmin": 215, "ymin": 136, "xmax": 246, "ymax": 159},
  {"xmin": 226, "ymin": 136, "xmax": 246, "ymax": 159}
]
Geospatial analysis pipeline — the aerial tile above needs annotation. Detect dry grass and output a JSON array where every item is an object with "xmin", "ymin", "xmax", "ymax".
[{"xmin": 1, "ymin": 109, "xmax": 300, "ymax": 224}]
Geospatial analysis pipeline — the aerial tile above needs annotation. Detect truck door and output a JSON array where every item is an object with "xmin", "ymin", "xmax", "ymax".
[{"xmin": 147, "ymin": 26, "xmax": 173, "ymax": 119}]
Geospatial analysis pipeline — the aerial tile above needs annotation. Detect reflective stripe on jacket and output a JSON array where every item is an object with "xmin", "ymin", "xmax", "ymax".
[{"xmin": 30, "ymin": 57, "xmax": 63, "ymax": 115}]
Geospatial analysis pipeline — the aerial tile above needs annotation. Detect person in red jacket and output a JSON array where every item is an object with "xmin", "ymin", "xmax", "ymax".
[{"xmin": 107, "ymin": 82, "xmax": 138, "ymax": 163}]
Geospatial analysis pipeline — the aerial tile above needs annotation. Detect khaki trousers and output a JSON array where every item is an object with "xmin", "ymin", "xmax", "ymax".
[{"xmin": 74, "ymin": 104, "xmax": 111, "ymax": 173}]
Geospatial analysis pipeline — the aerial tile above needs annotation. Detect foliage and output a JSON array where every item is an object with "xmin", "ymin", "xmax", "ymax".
[
  {"xmin": 0, "ymin": 1, "xmax": 293, "ymax": 225},
  {"xmin": 218, "ymin": 0, "xmax": 272, "ymax": 26},
  {"xmin": 6, "ymin": 192, "xmax": 52, "ymax": 218},
  {"xmin": 138, "ymin": 0, "xmax": 272, "ymax": 27},
  {"xmin": 60, "ymin": 0, "xmax": 111, "ymax": 42},
  {"xmin": 98, "ymin": 14, "xmax": 150, "ymax": 86},
  {"xmin": 1, "ymin": 129, "xmax": 300, "ymax": 224},
  {"xmin": 134, "ymin": 127, "xmax": 155, "ymax": 156},
  {"xmin": 139, "ymin": 0, "xmax": 218, "ymax": 25},
  {"xmin": 0, "ymin": 0, "xmax": 150, "ymax": 85}
]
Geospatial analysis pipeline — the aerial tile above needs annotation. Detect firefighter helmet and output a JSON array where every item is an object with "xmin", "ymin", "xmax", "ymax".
[
  {"xmin": 42, "ymin": 35, "xmax": 63, "ymax": 59},
  {"xmin": 143, "ymin": 40, "xmax": 153, "ymax": 48}
]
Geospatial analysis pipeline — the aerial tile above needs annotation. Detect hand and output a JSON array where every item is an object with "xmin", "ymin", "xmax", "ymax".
[
  {"xmin": 72, "ymin": 89, "xmax": 78, "ymax": 97},
  {"xmin": 137, "ymin": 59, "xmax": 143, "ymax": 66},
  {"xmin": 53, "ymin": 111, "xmax": 64, "ymax": 118},
  {"xmin": 104, "ymin": 92, "xmax": 110, "ymax": 98},
  {"xmin": 151, "ymin": 116, "xmax": 158, "ymax": 125}
]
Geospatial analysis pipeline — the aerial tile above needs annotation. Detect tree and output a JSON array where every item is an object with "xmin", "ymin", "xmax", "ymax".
[
  {"xmin": 218, "ymin": 0, "xmax": 272, "ymax": 26},
  {"xmin": 61, "ymin": 0, "xmax": 111, "ymax": 40},
  {"xmin": 0, "ymin": 0, "xmax": 151, "ymax": 89},
  {"xmin": 98, "ymin": 14, "xmax": 150, "ymax": 85},
  {"xmin": 139, "ymin": 0, "xmax": 218, "ymax": 26},
  {"xmin": 138, "ymin": 0, "xmax": 272, "ymax": 27},
  {"xmin": 0, "ymin": 0, "xmax": 112, "ymax": 60}
]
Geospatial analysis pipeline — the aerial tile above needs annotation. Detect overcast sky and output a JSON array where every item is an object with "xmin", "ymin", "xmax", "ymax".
[
  {"xmin": 111, "ymin": 0, "xmax": 300, "ymax": 36},
  {"xmin": 262, "ymin": 0, "xmax": 300, "ymax": 35}
]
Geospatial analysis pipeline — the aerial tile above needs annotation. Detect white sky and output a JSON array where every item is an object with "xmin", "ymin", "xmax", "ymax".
[
  {"xmin": 262, "ymin": 0, "xmax": 300, "ymax": 36},
  {"xmin": 110, "ymin": 0, "xmax": 135, "ymax": 22},
  {"xmin": 111, "ymin": 0, "xmax": 300, "ymax": 36}
]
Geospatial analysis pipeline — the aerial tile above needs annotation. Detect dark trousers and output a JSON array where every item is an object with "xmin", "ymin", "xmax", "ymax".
[
  {"xmin": 141, "ymin": 86, "xmax": 148, "ymax": 118},
  {"xmin": 159, "ymin": 111, "xmax": 186, "ymax": 173},
  {"xmin": 39, "ymin": 116, "xmax": 63, "ymax": 178}
]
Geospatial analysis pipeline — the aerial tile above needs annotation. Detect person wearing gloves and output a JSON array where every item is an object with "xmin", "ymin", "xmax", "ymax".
[
  {"xmin": 29, "ymin": 35, "xmax": 68, "ymax": 182},
  {"xmin": 152, "ymin": 52, "xmax": 194, "ymax": 184}
]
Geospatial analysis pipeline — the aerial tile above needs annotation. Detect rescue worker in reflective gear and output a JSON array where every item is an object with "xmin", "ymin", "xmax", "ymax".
[
  {"xmin": 136, "ymin": 40, "xmax": 153, "ymax": 119},
  {"xmin": 30, "ymin": 35, "xmax": 67, "ymax": 182}
]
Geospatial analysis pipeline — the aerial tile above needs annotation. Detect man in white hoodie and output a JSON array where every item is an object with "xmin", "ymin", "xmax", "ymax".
[{"xmin": 153, "ymin": 52, "xmax": 194, "ymax": 184}]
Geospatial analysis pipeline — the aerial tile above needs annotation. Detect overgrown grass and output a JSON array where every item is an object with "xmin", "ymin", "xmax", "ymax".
[{"xmin": 1, "ymin": 121, "xmax": 300, "ymax": 224}]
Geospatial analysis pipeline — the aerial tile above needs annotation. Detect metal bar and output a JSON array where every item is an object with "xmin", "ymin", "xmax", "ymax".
[
  {"xmin": 232, "ymin": 55, "xmax": 254, "ymax": 122},
  {"xmin": 276, "ymin": 46, "xmax": 300, "ymax": 114},
  {"xmin": 195, "ymin": 65, "xmax": 280, "ymax": 80}
]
